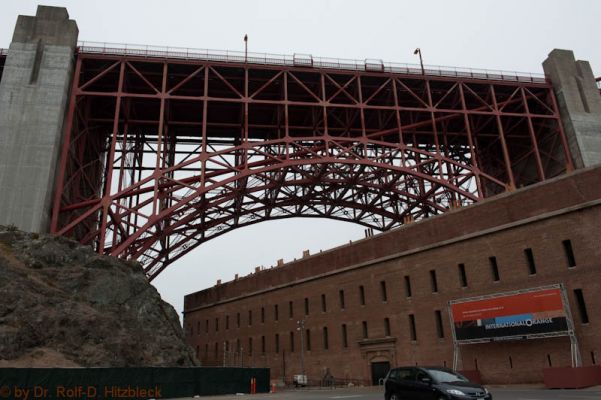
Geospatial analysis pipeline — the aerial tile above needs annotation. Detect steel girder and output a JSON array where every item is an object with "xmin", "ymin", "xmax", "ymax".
[{"xmin": 50, "ymin": 52, "xmax": 573, "ymax": 281}]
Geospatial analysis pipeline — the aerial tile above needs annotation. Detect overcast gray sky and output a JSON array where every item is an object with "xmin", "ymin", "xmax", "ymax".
[{"xmin": 2, "ymin": 0, "xmax": 599, "ymax": 322}]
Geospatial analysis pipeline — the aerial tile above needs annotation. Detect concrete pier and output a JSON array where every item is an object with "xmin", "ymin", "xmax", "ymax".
[
  {"xmin": 543, "ymin": 49, "xmax": 601, "ymax": 168},
  {"xmin": 0, "ymin": 6, "xmax": 78, "ymax": 232}
]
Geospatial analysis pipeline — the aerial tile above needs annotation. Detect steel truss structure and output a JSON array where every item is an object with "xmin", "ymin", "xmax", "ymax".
[{"xmin": 50, "ymin": 50, "xmax": 573, "ymax": 280}]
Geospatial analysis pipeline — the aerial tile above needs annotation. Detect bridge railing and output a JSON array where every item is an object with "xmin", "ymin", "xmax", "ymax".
[{"xmin": 77, "ymin": 41, "xmax": 547, "ymax": 84}]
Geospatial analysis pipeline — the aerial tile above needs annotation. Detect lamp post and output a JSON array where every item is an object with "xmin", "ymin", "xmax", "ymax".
[
  {"xmin": 414, "ymin": 48, "xmax": 425, "ymax": 75},
  {"xmin": 244, "ymin": 34, "xmax": 248, "ymax": 63},
  {"xmin": 297, "ymin": 319, "xmax": 306, "ymax": 378}
]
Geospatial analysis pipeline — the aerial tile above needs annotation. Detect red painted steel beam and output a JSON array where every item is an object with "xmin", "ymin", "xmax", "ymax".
[{"xmin": 49, "ymin": 51, "xmax": 572, "ymax": 280}]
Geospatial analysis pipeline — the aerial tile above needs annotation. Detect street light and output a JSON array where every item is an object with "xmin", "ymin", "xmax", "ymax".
[
  {"xmin": 244, "ymin": 34, "xmax": 248, "ymax": 63},
  {"xmin": 297, "ymin": 319, "xmax": 306, "ymax": 378},
  {"xmin": 414, "ymin": 48, "xmax": 425, "ymax": 75}
]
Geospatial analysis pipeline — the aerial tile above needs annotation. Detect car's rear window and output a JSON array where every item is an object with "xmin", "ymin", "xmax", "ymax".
[
  {"xmin": 395, "ymin": 368, "xmax": 413, "ymax": 380},
  {"xmin": 426, "ymin": 369, "xmax": 469, "ymax": 384}
]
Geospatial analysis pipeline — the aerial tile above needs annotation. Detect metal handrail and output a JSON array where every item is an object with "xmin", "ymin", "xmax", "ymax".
[{"xmin": 76, "ymin": 41, "xmax": 547, "ymax": 84}]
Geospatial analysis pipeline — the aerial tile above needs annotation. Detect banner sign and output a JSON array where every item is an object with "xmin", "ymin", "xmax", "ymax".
[{"xmin": 450, "ymin": 287, "xmax": 569, "ymax": 342}]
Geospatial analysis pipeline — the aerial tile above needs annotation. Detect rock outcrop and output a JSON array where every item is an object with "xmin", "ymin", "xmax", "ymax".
[{"xmin": 0, "ymin": 226, "xmax": 197, "ymax": 367}]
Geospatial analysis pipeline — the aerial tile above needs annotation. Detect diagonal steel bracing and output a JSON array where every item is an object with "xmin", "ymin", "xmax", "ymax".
[{"xmin": 50, "ymin": 51, "xmax": 573, "ymax": 281}]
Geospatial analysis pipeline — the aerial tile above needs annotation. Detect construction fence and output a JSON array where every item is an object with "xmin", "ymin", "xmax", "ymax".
[{"xmin": 0, "ymin": 367, "xmax": 270, "ymax": 399}]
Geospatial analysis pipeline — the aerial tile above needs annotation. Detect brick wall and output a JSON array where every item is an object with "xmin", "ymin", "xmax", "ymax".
[{"xmin": 183, "ymin": 166, "xmax": 601, "ymax": 384}]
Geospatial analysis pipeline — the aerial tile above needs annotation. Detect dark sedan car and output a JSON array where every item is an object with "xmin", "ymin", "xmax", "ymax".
[{"xmin": 384, "ymin": 366, "xmax": 492, "ymax": 400}]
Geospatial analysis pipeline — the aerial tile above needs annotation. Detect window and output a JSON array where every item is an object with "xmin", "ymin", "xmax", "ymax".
[
  {"xmin": 197, "ymin": 321, "xmax": 200, "ymax": 336},
  {"xmin": 574, "ymin": 289, "xmax": 590, "ymax": 323},
  {"xmin": 563, "ymin": 240, "xmax": 577, "ymax": 268},
  {"xmin": 342, "ymin": 324, "xmax": 348, "ymax": 348},
  {"xmin": 321, "ymin": 294, "xmax": 327, "ymax": 312},
  {"xmin": 248, "ymin": 337, "xmax": 253, "ymax": 355},
  {"xmin": 409, "ymin": 314, "xmax": 417, "ymax": 341},
  {"xmin": 236, "ymin": 339, "xmax": 240, "ymax": 352},
  {"xmin": 323, "ymin": 327, "xmax": 329, "ymax": 350},
  {"xmin": 547, "ymin": 354, "xmax": 552, "ymax": 367},
  {"xmin": 225, "ymin": 315, "xmax": 229, "ymax": 330},
  {"xmin": 261, "ymin": 307, "xmax": 265, "ymax": 323},
  {"xmin": 306, "ymin": 329, "xmax": 311, "ymax": 351},
  {"xmin": 489, "ymin": 257, "xmax": 500, "ymax": 282},
  {"xmin": 196, "ymin": 345, "xmax": 199, "ymax": 358},
  {"xmin": 362, "ymin": 321, "xmax": 368, "ymax": 339},
  {"xmin": 261, "ymin": 336, "xmax": 266, "ymax": 354},
  {"xmin": 290, "ymin": 331, "xmax": 295, "ymax": 352},
  {"xmin": 289, "ymin": 301, "xmax": 293, "ymax": 318},
  {"xmin": 592, "ymin": 351, "xmax": 596, "ymax": 365},
  {"xmin": 359, "ymin": 285, "xmax": 366, "ymax": 305},
  {"xmin": 435, "ymin": 310, "xmax": 444, "ymax": 338},
  {"xmin": 304, "ymin": 297, "xmax": 310, "ymax": 315},
  {"xmin": 458, "ymin": 264, "xmax": 468, "ymax": 287},
  {"xmin": 205, "ymin": 319, "xmax": 209, "ymax": 333},
  {"xmin": 205, "ymin": 344, "xmax": 208, "ymax": 358},
  {"xmin": 214, "ymin": 342, "xmax": 218, "ymax": 359},
  {"xmin": 274, "ymin": 304, "xmax": 279, "ymax": 321},
  {"xmin": 248, "ymin": 310, "xmax": 253, "ymax": 326},
  {"xmin": 215, "ymin": 317, "xmax": 219, "ymax": 332},
  {"xmin": 404, "ymin": 275, "xmax": 412, "ymax": 297},
  {"xmin": 237, "ymin": 312, "xmax": 240, "ymax": 328},
  {"xmin": 430, "ymin": 270, "xmax": 438, "ymax": 293},
  {"xmin": 509, "ymin": 356, "xmax": 513, "ymax": 369},
  {"xmin": 339, "ymin": 289, "xmax": 345, "ymax": 309},
  {"xmin": 394, "ymin": 368, "xmax": 413, "ymax": 380},
  {"xmin": 384, "ymin": 318, "xmax": 391, "ymax": 336},
  {"xmin": 275, "ymin": 333, "xmax": 280, "ymax": 353},
  {"xmin": 524, "ymin": 248, "xmax": 537, "ymax": 275},
  {"xmin": 380, "ymin": 281, "xmax": 388, "ymax": 302}
]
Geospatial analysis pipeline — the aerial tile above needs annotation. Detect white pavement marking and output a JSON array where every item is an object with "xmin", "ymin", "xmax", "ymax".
[{"xmin": 329, "ymin": 396, "xmax": 365, "ymax": 399}]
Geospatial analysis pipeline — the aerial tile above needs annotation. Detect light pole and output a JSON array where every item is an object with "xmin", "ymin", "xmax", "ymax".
[
  {"xmin": 244, "ymin": 34, "xmax": 248, "ymax": 63},
  {"xmin": 414, "ymin": 48, "xmax": 425, "ymax": 75},
  {"xmin": 297, "ymin": 319, "xmax": 306, "ymax": 378}
]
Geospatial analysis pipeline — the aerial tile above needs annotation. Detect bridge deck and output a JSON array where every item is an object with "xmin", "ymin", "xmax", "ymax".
[{"xmin": 78, "ymin": 41, "xmax": 547, "ymax": 84}]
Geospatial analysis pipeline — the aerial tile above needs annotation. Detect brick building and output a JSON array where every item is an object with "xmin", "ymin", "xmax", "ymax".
[{"xmin": 183, "ymin": 165, "xmax": 601, "ymax": 384}]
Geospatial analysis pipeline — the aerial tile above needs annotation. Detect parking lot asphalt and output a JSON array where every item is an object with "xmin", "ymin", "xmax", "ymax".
[{"xmin": 167, "ymin": 385, "xmax": 601, "ymax": 400}]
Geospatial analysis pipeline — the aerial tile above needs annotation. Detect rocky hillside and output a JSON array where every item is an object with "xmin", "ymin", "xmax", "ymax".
[{"xmin": 0, "ymin": 226, "xmax": 197, "ymax": 367}]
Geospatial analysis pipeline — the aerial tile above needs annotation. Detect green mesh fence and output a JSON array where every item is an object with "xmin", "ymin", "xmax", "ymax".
[{"xmin": 0, "ymin": 367, "xmax": 270, "ymax": 398}]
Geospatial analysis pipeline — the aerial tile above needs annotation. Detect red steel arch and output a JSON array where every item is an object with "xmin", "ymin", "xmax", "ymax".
[{"xmin": 50, "ymin": 46, "xmax": 573, "ymax": 280}]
